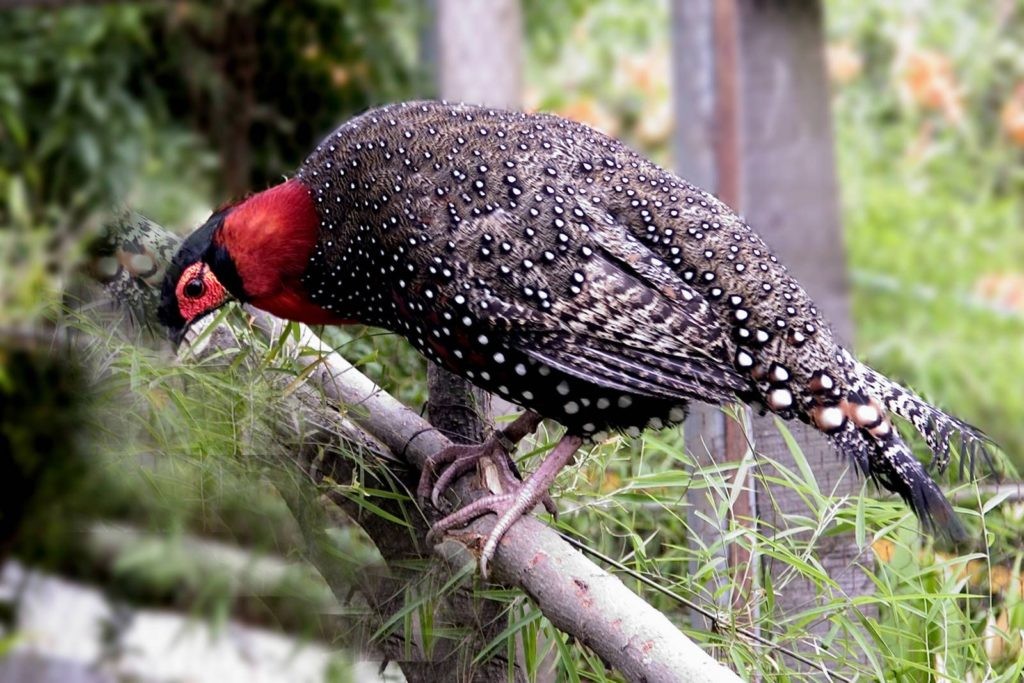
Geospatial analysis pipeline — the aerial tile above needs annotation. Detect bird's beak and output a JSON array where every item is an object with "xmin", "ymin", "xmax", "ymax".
[
  {"xmin": 157, "ymin": 296, "xmax": 189, "ymax": 347},
  {"xmin": 168, "ymin": 322, "xmax": 188, "ymax": 347},
  {"xmin": 165, "ymin": 304, "xmax": 229, "ymax": 348}
]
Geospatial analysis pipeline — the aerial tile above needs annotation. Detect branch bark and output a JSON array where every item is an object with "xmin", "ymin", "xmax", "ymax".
[
  {"xmin": 250, "ymin": 315, "xmax": 741, "ymax": 682},
  {"xmin": 93, "ymin": 212, "xmax": 744, "ymax": 682}
]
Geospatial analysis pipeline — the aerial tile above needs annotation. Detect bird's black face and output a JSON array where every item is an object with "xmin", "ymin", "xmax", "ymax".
[{"xmin": 158, "ymin": 211, "xmax": 240, "ymax": 345}]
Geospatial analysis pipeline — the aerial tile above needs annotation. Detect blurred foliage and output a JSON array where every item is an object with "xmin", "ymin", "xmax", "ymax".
[
  {"xmin": 524, "ymin": 0, "xmax": 673, "ymax": 164},
  {"xmin": 58, "ymin": 306, "xmax": 390, "ymax": 644},
  {"xmin": 143, "ymin": 0, "xmax": 423, "ymax": 195},
  {"xmin": 826, "ymin": 0, "xmax": 1024, "ymax": 464},
  {"xmin": 0, "ymin": 8, "xmax": 155, "ymax": 228},
  {"xmin": 0, "ymin": 343, "xmax": 93, "ymax": 564},
  {"xmin": 819, "ymin": 2, "xmax": 1024, "ymax": 666},
  {"xmin": 0, "ymin": 1, "xmax": 424, "ymax": 679},
  {"xmin": 0, "ymin": 0, "xmax": 423, "ymax": 231}
]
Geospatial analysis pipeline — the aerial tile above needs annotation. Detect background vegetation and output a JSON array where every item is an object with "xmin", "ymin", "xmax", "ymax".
[{"xmin": 1, "ymin": 0, "xmax": 1023, "ymax": 680}]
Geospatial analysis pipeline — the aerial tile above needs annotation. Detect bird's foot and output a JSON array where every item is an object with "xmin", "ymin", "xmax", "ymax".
[
  {"xmin": 425, "ymin": 433, "xmax": 583, "ymax": 579},
  {"xmin": 416, "ymin": 411, "xmax": 549, "ymax": 510},
  {"xmin": 427, "ymin": 492, "xmax": 517, "ymax": 578}
]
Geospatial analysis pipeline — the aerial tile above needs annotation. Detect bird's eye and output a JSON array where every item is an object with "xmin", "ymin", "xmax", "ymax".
[{"xmin": 184, "ymin": 278, "xmax": 205, "ymax": 298}]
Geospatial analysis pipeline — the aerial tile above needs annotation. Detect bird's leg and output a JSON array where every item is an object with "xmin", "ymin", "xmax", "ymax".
[
  {"xmin": 427, "ymin": 433, "xmax": 584, "ymax": 578},
  {"xmin": 416, "ymin": 410, "xmax": 543, "ymax": 508}
]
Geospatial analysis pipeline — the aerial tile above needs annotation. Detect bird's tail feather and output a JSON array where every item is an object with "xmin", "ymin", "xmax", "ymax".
[
  {"xmin": 828, "ymin": 423, "xmax": 968, "ymax": 544},
  {"xmin": 811, "ymin": 348, "xmax": 998, "ymax": 544},
  {"xmin": 841, "ymin": 349, "xmax": 996, "ymax": 479}
]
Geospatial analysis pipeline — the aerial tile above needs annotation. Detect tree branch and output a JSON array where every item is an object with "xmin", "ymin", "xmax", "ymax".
[{"xmin": 92, "ymin": 211, "xmax": 743, "ymax": 682}]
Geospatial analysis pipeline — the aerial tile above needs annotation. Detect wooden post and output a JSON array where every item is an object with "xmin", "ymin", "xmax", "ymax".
[
  {"xmin": 734, "ymin": 3, "xmax": 876, "ymax": 665},
  {"xmin": 673, "ymin": 0, "xmax": 762, "ymax": 639},
  {"xmin": 673, "ymin": 0, "xmax": 874, "ymax": 669},
  {"xmin": 434, "ymin": 0, "xmax": 523, "ymax": 109}
]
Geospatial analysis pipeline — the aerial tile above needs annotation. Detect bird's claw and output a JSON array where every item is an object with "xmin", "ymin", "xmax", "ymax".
[
  {"xmin": 417, "ymin": 431, "xmax": 554, "ymax": 514},
  {"xmin": 425, "ymin": 492, "xmax": 514, "ymax": 546},
  {"xmin": 419, "ymin": 445, "xmax": 556, "ymax": 579},
  {"xmin": 418, "ymin": 412, "xmax": 563, "ymax": 578},
  {"xmin": 416, "ymin": 438, "xmax": 505, "ymax": 506},
  {"xmin": 427, "ymin": 443, "xmax": 491, "ymax": 508},
  {"xmin": 425, "ymin": 492, "xmax": 524, "ymax": 579}
]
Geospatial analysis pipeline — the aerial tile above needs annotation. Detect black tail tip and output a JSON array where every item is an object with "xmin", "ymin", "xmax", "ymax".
[
  {"xmin": 911, "ymin": 477, "xmax": 972, "ymax": 549},
  {"xmin": 871, "ymin": 440, "xmax": 972, "ymax": 549}
]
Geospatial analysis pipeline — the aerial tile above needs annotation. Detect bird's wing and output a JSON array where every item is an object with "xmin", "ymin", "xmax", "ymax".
[
  {"xmin": 520, "ymin": 330, "xmax": 749, "ymax": 404},
  {"xmin": 448, "ymin": 209, "xmax": 751, "ymax": 405}
]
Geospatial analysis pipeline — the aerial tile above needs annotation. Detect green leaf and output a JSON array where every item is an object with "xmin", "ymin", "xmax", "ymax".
[
  {"xmin": 472, "ymin": 605, "xmax": 542, "ymax": 666},
  {"xmin": 773, "ymin": 417, "xmax": 820, "ymax": 497},
  {"xmin": 334, "ymin": 487, "xmax": 411, "ymax": 529}
]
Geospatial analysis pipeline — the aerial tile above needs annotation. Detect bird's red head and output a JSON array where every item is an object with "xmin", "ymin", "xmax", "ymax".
[
  {"xmin": 160, "ymin": 178, "xmax": 347, "ymax": 343},
  {"xmin": 173, "ymin": 261, "xmax": 229, "ymax": 328}
]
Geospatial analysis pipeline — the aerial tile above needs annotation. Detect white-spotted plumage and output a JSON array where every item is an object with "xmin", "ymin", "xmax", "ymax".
[{"xmin": 290, "ymin": 101, "xmax": 991, "ymax": 541}]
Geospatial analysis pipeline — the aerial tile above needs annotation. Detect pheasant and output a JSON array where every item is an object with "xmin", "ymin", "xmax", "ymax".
[{"xmin": 159, "ymin": 101, "xmax": 991, "ymax": 575}]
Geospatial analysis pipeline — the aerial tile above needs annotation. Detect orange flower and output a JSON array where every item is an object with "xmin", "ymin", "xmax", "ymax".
[
  {"xmin": 619, "ymin": 49, "xmax": 670, "ymax": 96},
  {"xmin": 636, "ymin": 100, "xmax": 673, "ymax": 146},
  {"xmin": 1001, "ymin": 85, "xmax": 1024, "ymax": 146},
  {"xmin": 897, "ymin": 48, "xmax": 963, "ymax": 124},
  {"xmin": 974, "ymin": 272, "xmax": 1024, "ymax": 312},
  {"xmin": 826, "ymin": 41, "xmax": 863, "ymax": 86},
  {"xmin": 871, "ymin": 538, "xmax": 895, "ymax": 563},
  {"xmin": 554, "ymin": 97, "xmax": 619, "ymax": 137}
]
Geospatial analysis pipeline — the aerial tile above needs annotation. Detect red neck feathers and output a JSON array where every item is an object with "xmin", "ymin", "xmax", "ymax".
[{"xmin": 215, "ymin": 178, "xmax": 350, "ymax": 325}]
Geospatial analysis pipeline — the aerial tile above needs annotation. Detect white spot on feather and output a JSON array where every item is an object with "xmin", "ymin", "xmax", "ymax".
[{"xmin": 768, "ymin": 388, "xmax": 793, "ymax": 410}]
